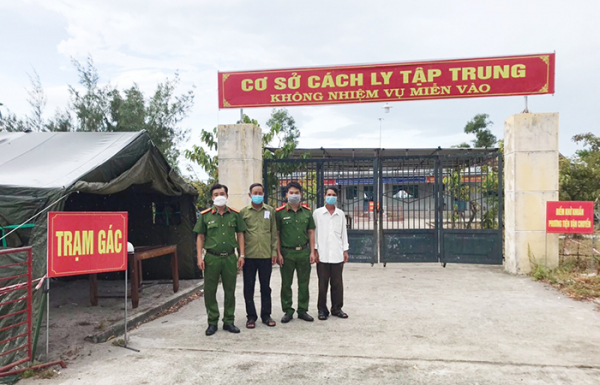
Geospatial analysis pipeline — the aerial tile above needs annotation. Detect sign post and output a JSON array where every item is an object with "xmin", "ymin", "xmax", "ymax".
[{"xmin": 47, "ymin": 212, "xmax": 130, "ymax": 354}]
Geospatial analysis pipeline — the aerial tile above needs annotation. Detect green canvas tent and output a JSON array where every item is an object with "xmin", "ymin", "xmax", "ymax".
[{"xmin": 0, "ymin": 131, "xmax": 199, "ymax": 364}]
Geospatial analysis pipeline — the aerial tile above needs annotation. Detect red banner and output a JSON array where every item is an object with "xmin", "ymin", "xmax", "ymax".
[
  {"xmin": 546, "ymin": 202, "xmax": 594, "ymax": 234},
  {"xmin": 219, "ymin": 53, "xmax": 555, "ymax": 108},
  {"xmin": 48, "ymin": 212, "xmax": 128, "ymax": 277}
]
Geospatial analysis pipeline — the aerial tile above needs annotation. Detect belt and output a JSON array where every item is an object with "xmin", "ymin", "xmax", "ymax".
[
  {"xmin": 282, "ymin": 244, "xmax": 308, "ymax": 251},
  {"xmin": 206, "ymin": 249, "xmax": 235, "ymax": 257}
]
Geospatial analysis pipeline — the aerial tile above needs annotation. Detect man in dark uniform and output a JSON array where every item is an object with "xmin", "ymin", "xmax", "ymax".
[
  {"xmin": 195, "ymin": 184, "xmax": 246, "ymax": 336},
  {"xmin": 276, "ymin": 182, "xmax": 316, "ymax": 323}
]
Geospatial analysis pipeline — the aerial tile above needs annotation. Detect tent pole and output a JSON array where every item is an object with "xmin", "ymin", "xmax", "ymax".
[
  {"xmin": 124, "ymin": 269, "xmax": 128, "ymax": 346},
  {"xmin": 45, "ymin": 277, "xmax": 49, "ymax": 361},
  {"xmin": 31, "ymin": 280, "xmax": 47, "ymax": 362},
  {"xmin": 121, "ymin": 260, "xmax": 139, "ymax": 352}
]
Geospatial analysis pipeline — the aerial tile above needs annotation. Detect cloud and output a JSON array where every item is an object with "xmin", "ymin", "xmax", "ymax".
[{"xmin": 2, "ymin": 0, "xmax": 599, "ymax": 158}]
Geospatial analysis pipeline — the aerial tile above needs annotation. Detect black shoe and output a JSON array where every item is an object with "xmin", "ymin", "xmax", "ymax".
[
  {"xmin": 332, "ymin": 311, "xmax": 348, "ymax": 319},
  {"xmin": 318, "ymin": 312, "xmax": 329, "ymax": 320},
  {"xmin": 223, "ymin": 324, "xmax": 240, "ymax": 333},
  {"xmin": 281, "ymin": 313, "xmax": 293, "ymax": 323},
  {"xmin": 262, "ymin": 317, "xmax": 276, "ymax": 327},
  {"xmin": 205, "ymin": 324, "xmax": 218, "ymax": 336},
  {"xmin": 298, "ymin": 312, "xmax": 314, "ymax": 322}
]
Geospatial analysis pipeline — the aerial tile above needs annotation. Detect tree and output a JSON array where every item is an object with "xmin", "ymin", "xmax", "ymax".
[
  {"xmin": 452, "ymin": 142, "xmax": 471, "ymax": 149},
  {"xmin": 185, "ymin": 108, "xmax": 303, "ymax": 208},
  {"xmin": 0, "ymin": 56, "xmax": 194, "ymax": 166},
  {"xmin": 454, "ymin": 113, "xmax": 497, "ymax": 148},
  {"xmin": 0, "ymin": 113, "xmax": 27, "ymax": 132},
  {"xmin": 560, "ymin": 132, "xmax": 600, "ymax": 202},
  {"xmin": 263, "ymin": 108, "xmax": 300, "ymax": 159},
  {"xmin": 26, "ymin": 71, "xmax": 47, "ymax": 132},
  {"xmin": 0, "ymin": 71, "xmax": 46, "ymax": 133}
]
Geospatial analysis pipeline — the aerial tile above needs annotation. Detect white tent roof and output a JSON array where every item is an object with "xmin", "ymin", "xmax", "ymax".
[{"xmin": 0, "ymin": 132, "xmax": 142, "ymax": 188}]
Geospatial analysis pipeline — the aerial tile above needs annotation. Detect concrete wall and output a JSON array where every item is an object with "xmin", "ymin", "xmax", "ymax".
[
  {"xmin": 504, "ymin": 113, "xmax": 559, "ymax": 274},
  {"xmin": 217, "ymin": 124, "xmax": 263, "ymax": 210}
]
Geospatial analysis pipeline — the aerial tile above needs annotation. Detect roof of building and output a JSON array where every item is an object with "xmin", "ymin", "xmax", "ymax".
[{"xmin": 266, "ymin": 147, "xmax": 499, "ymax": 159}]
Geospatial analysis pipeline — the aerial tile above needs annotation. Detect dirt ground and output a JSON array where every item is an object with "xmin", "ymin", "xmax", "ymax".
[{"xmin": 36, "ymin": 277, "xmax": 202, "ymax": 363}]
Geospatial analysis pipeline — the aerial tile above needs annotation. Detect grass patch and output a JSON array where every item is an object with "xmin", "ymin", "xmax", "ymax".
[
  {"xmin": 18, "ymin": 368, "xmax": 58, "ymax": 380},
  {"xmin": 37, "ymin": 369, "xmax": 58, "ymax": 379},
  {"xmin": 95, "ymin": 319, "xmax": 111, "ymax": 330},
  {"xmin": 531, "ymin": 257, "xmax": 600, "ymax": 301},
  {"xmin": 19, "ymin": 369, "xmax": 34, "ymax": 379}
]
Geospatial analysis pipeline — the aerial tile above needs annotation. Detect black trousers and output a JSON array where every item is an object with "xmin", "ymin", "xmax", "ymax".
[
  {"xmin": 243, "ymin": 258, "xmax": 272, "ymax": 321},
  {"xmin": 316, "ymin": 262, "xmax": 344, "ymax": 315}
]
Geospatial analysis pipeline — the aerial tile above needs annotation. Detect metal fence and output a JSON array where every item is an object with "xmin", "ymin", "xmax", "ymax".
[{"xmin": 559, "ymin": 233, "xmax": 600, "ymax": 270}]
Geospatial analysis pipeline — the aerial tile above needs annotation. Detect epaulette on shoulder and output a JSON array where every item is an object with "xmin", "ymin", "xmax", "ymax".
[
  {"xmin": 301, "ymin": 203, "xmax": 312, "ymax": 211},
  {"xmin": 200, "ymin": 208, "xmax": 211, "ymax": 215},
  {"xmin": 276, "ymin": 205, "xmax": 287, "ymax": 212},
  {"xmin": 229, "ymin": 207, "xmax": 240, "ymax": 213}
]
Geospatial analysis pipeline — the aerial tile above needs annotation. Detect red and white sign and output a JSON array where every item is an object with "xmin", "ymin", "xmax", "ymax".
[
  {"xmin": 219, "ymin": 53, "xmax": 555, "ymax": 108},
  {"xmin": 48, "ymin": 212, "xmax": 128, "ymax": 277},
  {"xmin": 546, "ymin": 201, "xmax": 594, "ymax": 234}
]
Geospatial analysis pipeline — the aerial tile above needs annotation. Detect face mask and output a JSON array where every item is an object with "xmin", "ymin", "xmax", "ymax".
[
  {"xmin": 251, "ymin": 195, "xmax": 264, "ymax": 204},
  {"xmin": 325, "ymin": 196, "xmax": 337, "ymax": 205},
  {"xmin": 213, "ymin": 196, "xmax": 227, "ymax": 207},
  {"xmin": 288, "ymin": 194, "xmax": 301, "ymax": 204}
]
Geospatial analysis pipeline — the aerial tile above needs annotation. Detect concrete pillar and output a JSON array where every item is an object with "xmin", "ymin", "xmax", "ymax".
[
  {"xmin": 217, "ymin": 124, "xmax": 263, "ymax": 210},
  {"xmin": 504, "ymin": 113, "xmax": 559, "ymax": 274}
]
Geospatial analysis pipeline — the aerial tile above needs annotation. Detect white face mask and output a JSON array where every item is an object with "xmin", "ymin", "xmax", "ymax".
[{"xmin": 213, "ymin": 196, "xmax": 227, "ymax": 207}]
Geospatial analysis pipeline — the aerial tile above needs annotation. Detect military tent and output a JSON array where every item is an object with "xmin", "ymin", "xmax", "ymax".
[{"xmin": 0, "ymin": 131, "xmax": 199, "ymax": 364}]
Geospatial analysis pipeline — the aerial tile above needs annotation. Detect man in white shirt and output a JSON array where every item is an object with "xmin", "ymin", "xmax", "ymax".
[{"xmin": 313, "ymin": 187, "xmax": 349, "ymax": 320}]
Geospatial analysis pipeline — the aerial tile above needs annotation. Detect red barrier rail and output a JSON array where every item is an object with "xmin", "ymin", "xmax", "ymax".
[
  {"xmin": 0, "ymin": 247, "xmax": 32, "ymax": 373},
  {"xmin": 0, "ymin": 310, "xmax": 27, "ymax": 322}
]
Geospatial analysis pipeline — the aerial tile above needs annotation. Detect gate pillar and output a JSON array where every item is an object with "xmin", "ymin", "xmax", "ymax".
[
  {"xmin": 504, "ymin": 113, "xmax": 559, "ymax": 274},
  {"xmin": 217, "ymin": 124, "xmax": 263, "ymax": 210}
]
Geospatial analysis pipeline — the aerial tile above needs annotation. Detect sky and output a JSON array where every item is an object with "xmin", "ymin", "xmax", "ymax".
[{"xmin": 1, "ymin": 0, "xmax": 598, "ymax": 177}]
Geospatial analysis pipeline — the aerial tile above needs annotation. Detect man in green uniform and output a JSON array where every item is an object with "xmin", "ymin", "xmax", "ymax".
[
  {"xmin": 276, "ymin": 182, "xmax": 317, "ymax": 323},
  {"xmin": 195, "ymin": 184, "xmax": 246, "ymax": 336},
  {"xmin": 240, "ymin": 183, "xmax": 278, "ymax": 329}
]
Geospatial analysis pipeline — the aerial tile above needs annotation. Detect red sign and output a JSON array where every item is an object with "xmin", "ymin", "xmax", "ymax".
[
  {"xmin": 368, "ymin": 201, "xmax": 380, "ymax": 212},
  {"xmin": 219, "ymin": 53, "xmax": 555, "ymax": 108},
  {"xmin": 48, "ymin": 212, "xmax": 128, "ymax": 277},
  {"xmin": 546, "ymin": 202, "xmax": 594, "ymax": 234}
]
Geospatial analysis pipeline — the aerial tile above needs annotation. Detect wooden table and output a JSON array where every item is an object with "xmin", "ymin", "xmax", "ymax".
[{"xmin": 89, "ymin": 245, "xmax": 180, "ymax": 309}]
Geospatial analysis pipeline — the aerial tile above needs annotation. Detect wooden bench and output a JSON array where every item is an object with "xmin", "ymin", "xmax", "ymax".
[{"xmin": 89, "ymin": 245, "xmax": 179, "ymax": 309}]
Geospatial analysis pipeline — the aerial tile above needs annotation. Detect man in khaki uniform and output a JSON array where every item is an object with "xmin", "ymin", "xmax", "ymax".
[
  {"xmin": 195, "ymin": 184, "xmax": 246, "ymax": 336},
  {"xmin": 276, "ymin": 182, "xmax": 316, "ymax": 323},
  {"xmin": 240, "ymin": 183, "xmax": 278, "ymax": 329}
]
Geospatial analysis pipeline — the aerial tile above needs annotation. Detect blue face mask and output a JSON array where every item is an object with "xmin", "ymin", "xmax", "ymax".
[
  {"xmin": 251, "ymin": 195, "xmax": 264, "ymax": 204},
  {"xmin": 325, "ymin": 196, "xmax": 337, "ymax": 205}
]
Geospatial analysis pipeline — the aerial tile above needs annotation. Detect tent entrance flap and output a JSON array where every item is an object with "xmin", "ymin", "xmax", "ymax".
[{"xmin": 63, "ymin": 187, "xmax": 198, "ymax": 279}]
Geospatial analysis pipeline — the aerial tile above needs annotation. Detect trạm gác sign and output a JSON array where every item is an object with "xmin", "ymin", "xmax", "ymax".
[
  {"xmin": 546, "ymin": 201, "xmax": 594, "ymax": 234},
  {"xmin": 218, "ymin": 53, "xmax": 555, "ymax": 108},
  {"xmin": 48, "ymin": 212, "xmax": 128, "ymax": 277}
]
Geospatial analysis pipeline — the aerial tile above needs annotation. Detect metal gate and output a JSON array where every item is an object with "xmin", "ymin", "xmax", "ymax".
[
  {"xmin": 264, "ymin": 157, "xmax": 378, "ymax": 263},
  {"xmin": 263, "ymin": 151, "xmax": 503, "ymax": 265}
]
